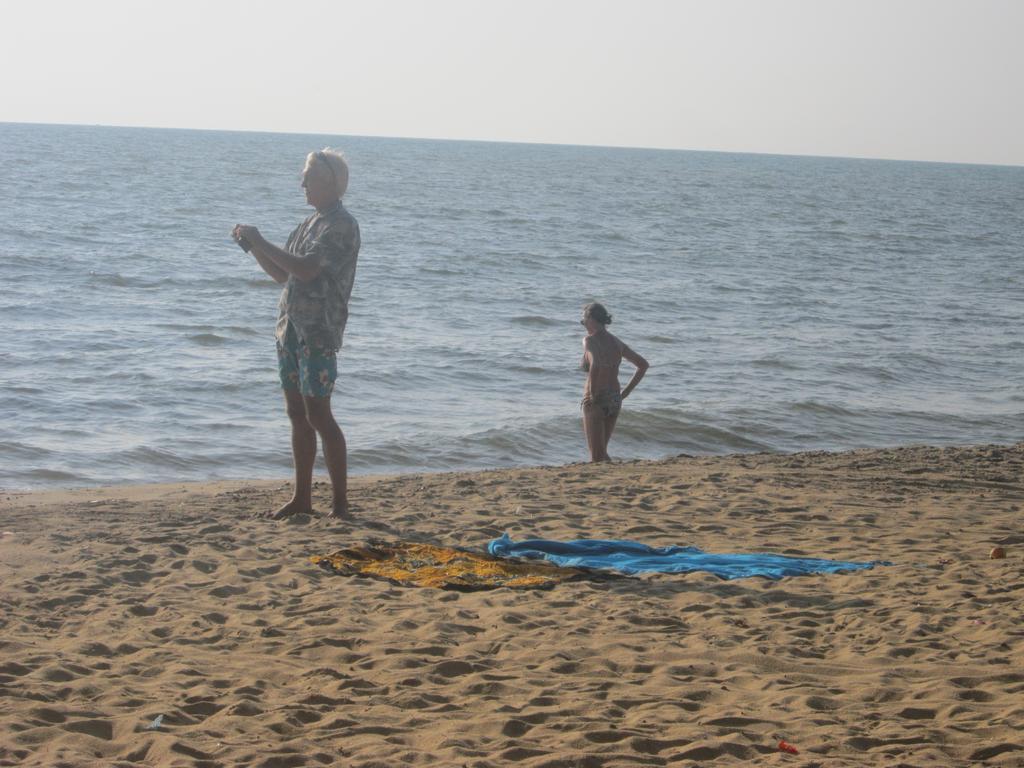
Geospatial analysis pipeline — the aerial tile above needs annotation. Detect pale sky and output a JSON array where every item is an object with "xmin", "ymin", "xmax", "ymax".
[{"xmin": 2, "ymin": 0, "xmax": 1022, "ymax": 165}]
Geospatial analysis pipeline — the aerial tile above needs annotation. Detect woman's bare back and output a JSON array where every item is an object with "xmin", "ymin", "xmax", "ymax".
[{"xmin": 582, "ymin": 331, "xmax": 624, "ymax": 401}]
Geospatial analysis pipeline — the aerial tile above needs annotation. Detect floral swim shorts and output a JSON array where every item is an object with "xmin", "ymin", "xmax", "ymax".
[{"xmin": 277, "ymin": 324, "xmax": 337, "ymax": 398}]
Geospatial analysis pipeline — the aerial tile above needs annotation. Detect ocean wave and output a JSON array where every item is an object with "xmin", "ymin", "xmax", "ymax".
[
  {"xmin": 830, "ymin": 362, "xmax": 898, "ymax": 382},
  {"xmin": 510, "ymin": 315, "xmax": 561, "ymax": 327},
  {"xmin": 107, "ymin": 445, "xmax": 227, "ymax": 472},
  {"xmin": 613, "ymin": 408, "xmax": 775, "ymax": 453},
  {"xmin": 0, "ymin": 440, "xmax": 55, "ymax": 460},
  {"xmin": 157, "ymin": 323, "xmax": 260, "ymax": 337},
  {"xmin": 244, "ymin": 277, "xmax": 280, "ymax": 288},
  {"xmin": 349, "ymin": 405, "xmax": 777, "ymax": 472},
  {"xmin": 419, "ymin": 266, "xmax": 464, "ymax": 276},
  {"xmin": 1, "ymin": 385, "xmax": 44, "ymax": 395},
  {"xmin": 3, "ymin": 400, "xmax": 1021, "ymax": 490},
  {"xmin": 851, "ymin": 321, "xmax": 895, "ymax": 331},
  {"xmin": 17, "ymin": 468, "xmax": 86, "ymax": 483},
  {"xmin": 87, "ymin": 272, "xmax": 160, "ymax": 289},
  {"xmin": 188, "ymin": 333, "xmax": 230, "ymax": 346},
  {"xmin": 86, "ymin": 272, "xmax": 279, "ymax": 291},
  {"xmin": 790, "ymin": 400, "xmax": 857, "ymax": 417},
  {"xmin": 751, "ymin": 355, "xmax": 802, "ymax": 371}
]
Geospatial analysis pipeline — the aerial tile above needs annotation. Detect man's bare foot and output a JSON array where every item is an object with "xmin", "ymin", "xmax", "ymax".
[
  {"xmin": 266, "ymin": 499, "xmax": 313, "ymax": 520},
  {"xmin": 327, "ymin": 500, "xmax": 353, "ymax": 520}
]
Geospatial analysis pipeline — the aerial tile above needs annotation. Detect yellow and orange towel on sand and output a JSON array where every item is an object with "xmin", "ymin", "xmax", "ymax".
[{"xmin": 310, "ymin": 542, "xmax": 582, "ymax": 590}]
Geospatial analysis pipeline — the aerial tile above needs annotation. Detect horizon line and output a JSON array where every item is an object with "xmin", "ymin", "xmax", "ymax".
[{"xmin": 3, "ymin": 119, "xmax": 1022, "ymax": 170}]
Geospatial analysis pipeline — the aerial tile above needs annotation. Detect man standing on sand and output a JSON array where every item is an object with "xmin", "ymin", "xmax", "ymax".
[{"xmin": 232, "ymin": 149, "xmax": 360, "ymax": 519}]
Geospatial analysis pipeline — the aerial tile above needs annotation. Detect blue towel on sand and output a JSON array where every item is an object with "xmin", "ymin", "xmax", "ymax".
[{"xmin": 487, "ymin": 534, "xmax": 885, "ymax": 580}]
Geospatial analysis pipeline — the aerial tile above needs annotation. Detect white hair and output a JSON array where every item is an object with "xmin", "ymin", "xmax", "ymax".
[{"xmin": 305, "ymin": 148, "xmax": 350, "ymax": 198}]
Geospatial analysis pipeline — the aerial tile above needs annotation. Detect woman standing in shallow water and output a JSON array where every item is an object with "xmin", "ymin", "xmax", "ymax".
[{"xmin": 579, "ymin": 302, "xmax": 649, "ymax": 462}]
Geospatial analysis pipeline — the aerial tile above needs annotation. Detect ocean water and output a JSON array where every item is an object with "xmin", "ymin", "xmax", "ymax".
[{"xmin": 1, "ymin": 123, "xmax": 1022, "ymax": 490}]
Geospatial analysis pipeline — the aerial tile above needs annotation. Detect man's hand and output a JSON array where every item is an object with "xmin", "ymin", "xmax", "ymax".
[
  {"xmin": 231, "ymin": 224, "xmax": 259, "ymax": 253},
  {"xmin": 233, "ymin": 224, "xmax": 261, "ymax": 244},
  {"xmin": 233, "ymin": 225, "xmax": 289, "ymax": 284},
  {"xmin": 233, "ymin": 225, "xmax": 320, "ymax": 283}
]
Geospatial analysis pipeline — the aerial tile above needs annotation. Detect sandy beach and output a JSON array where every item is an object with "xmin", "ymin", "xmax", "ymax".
[{"xmin": 1, "ymin": 443, "xmax": 1022, "ymax": 767}]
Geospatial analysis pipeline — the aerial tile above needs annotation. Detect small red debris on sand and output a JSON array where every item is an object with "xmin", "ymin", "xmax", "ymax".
[{"xmin": 778, "ymin": 740, "xmax": 799, "ymax": 754}]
